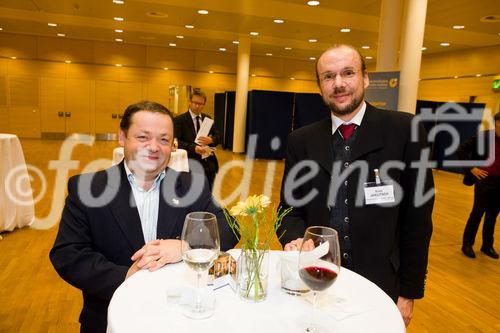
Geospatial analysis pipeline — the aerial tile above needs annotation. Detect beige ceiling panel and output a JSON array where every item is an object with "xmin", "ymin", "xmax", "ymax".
[
  {"xmin": 0, "ymin": 34, "xmax": 37, "ymax": 59},
  {"xmin": 194, "ymin": 50, "xmax": 236, "ymax": 73},
  {"xmin": 94, "ymin": 41, "xmax": 146, "ymax": 67},
  {"xmin": 146, "ymin": 46, "xmax": 196, "ymax": 70}
]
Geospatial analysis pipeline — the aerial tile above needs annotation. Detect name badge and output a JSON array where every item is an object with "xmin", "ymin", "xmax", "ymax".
[{"xmin": 363, "ymin": 182, "xmax": 395, "ymax": 205}]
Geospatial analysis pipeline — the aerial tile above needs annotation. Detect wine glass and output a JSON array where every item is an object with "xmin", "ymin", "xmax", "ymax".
[
  {"xmin": 181, "ymin": 212, "xmax": 220, "ymax": 319},
  {"xmin": 298, "ymin": 226, "xmax": 341, "ymax": 332}
]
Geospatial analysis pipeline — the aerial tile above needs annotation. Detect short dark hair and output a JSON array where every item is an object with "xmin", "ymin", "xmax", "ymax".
[
  {"xmin": 120, "ymin": 100, "xmax": 172, "ymax": 132},
  {"xmin": 190, "ymin": 88, "xmax": 207, "ymax": 103},
  {"xmin": 494, "ymin": 112, "xmax": 500, "ymax": 122},
  {"xmin": 315, "ymin": 44, "xmax": 367, "ymax": 85}
]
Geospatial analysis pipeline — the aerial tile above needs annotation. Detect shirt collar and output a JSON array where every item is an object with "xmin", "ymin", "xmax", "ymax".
[
  {"xmin": 189, "ymin": 109, "xmax": 201, "ymax": 120},
  {"xmin": 124, "ymin": 160, "xmax": 166, "ymax": 191},
  {"xmin": 331, "ymin": 101, "xmax": 366, "ymax": 135}
]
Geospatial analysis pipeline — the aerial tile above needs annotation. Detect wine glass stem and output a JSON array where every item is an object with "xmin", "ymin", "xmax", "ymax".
[
  {"xmin": 195, "ymin": 271, "xmax": 203, "ymax": 311},
  {"xmin": 307, "ymin": 291, "xmax": 319, "ymax": 332}
]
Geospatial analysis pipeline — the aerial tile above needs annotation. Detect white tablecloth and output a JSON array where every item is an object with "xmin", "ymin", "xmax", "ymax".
[
  {"xmin": 0, "ymin": 134, "xmax": 34, "ymax": 234},
  {"xmin": 112, "ymin": 147, "xmax": 189, "ymax": 172},
  {"xmin": 108, "ymin": 251, "xmax": 405, "ymax": 333}
]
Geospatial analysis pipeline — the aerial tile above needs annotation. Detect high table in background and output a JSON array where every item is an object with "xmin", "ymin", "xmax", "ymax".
[
  {"xmin": 0, "ymin": 134, "xmax": 34, "ymax": 236},
  {"xmin": 108, "ymin": 251, "xmax": 405, "ymax": 333},
  {"xmin": 112, "ymin": 147, "xmax": 189, "ymax": 172}
]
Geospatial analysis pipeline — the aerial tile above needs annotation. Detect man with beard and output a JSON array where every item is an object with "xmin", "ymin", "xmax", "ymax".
[
  {"xmin": 278, "ymin": 44, "xmax": 434, "ymax": 327},
  {"xmin": 50, "ymin": 101, "xmax": 237, "ymax": 333}
]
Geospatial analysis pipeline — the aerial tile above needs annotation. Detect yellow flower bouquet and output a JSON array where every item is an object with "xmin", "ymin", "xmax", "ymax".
[{"xmin": 224, "ymin": 195, "xmax": 291, "ymax": 301}]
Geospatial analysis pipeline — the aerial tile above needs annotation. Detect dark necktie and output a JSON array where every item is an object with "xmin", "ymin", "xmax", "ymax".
[
  {"xmin": 338, "ymin": 123, "xmax": 356, "ymax": 140},
  {"xmin": 195, "ymin": 115, "xmax": 201, "ymax": 133}
]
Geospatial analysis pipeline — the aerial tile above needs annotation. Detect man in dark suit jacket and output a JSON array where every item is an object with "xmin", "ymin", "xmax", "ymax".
[
  {"xmin": 174, "ymin": 89, "xmax": 220, "ymax": 190},
  {"xmin": 49, "ymin": 101, "xmax": 237, "ymax": 333},
  {"xmin": 457, "ymin": 112, "xmax": 500, "ymax": 259},
  {"xmin": 278, "ymin": 44, "xmax": 434, "ymax": 327}
]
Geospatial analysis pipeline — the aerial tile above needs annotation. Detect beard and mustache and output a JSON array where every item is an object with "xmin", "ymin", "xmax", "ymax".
[{"xmin": 323, "ymin": 87, "xmax": 364, "ymax": 117}]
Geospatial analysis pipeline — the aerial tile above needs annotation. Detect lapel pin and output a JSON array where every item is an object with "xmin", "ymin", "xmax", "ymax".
[{"xmin": 172, "ymin": 198, "xmax": 179, "ymax": 205}]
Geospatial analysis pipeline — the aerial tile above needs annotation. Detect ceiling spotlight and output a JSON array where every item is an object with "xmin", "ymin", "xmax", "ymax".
[
  {"xmin": 452, "ymin": 25, "xmax": 465, "ymax": 30},
  {"xmin": 307, "ymin": 1, "xmax": 320, "ymax": 6},
  {"xmin": 115, "ymin": 64, "xmax": 122, "ymax": 67},
  {"xmin": 10, "ymin": 56, "xmax": 17, "ymax": 59},
  {"xmin": 309, "ymin": 57, "xmax": 316, "ymax": 60},
  {"xmin": 48, "ymin": 23, "xmax": 57, "ymax": 27},
  {"xmin": 114, "ymin": 17, "xmax": 124, "ymax": 21},
  {"xmin": 232, "ymin": 40, "xmax": 239, "ymax": 44},
  {"xmin": 209, "ymin": 70, "xmax": 214, "ymax": 73},
  {"xmin": 57, "ymin": 33, "xmax": 66, "ymax": 37},
  {"xmin": 219, "ymin": 48, "xmax": 226, "ymax": 52},
  {"xmin": 176, "ymin": 35, "xmax": 184, "ymax": 39},
  {"xmin": 453, "ymin": 75, "xmax": 459, "ymax": 78},
  {"xmin": 115, "ymin": 38, "xmax": 123, "ymax": 42},
  {"xmin": 274, "ymin": 19, "xmax": 284, "ymax": 24},
  {"xmin": 64, "ymin": 60, "xmax": 71, "ymax": 64},
  {"xmin": 266, "ymin": 53, "xmax": 273, "ymax": 56},
  {"xmin": 340, "ymin": 28, "xmax": 351, "ymax": 33},
  {"xmin": 440, "ymin": 42, "xmax": 450, "ymax": 46},
  {"xmin": 422, "ymin": 46, "xmax": 427, "ymax": 51},
  {"xmin": 251, "ymin": 74, "xmax": 256, "ymax": 77},
  {"xmin": 0, "ymin": 28, "xmax": 3, "ymax": 31},
  {"xmin": 163, "ymin": 67, "xmax": 169, "ymax": 70},
  {"xmin": 475, "ymin": 74, "xmax": 482, "ymax": 77},
  {"xmin": 250, "ymin": 31, "xmax": 259, "ymax": 36},
  {"xmin": 185, "ymin": 25, "xmax": 194, "ymax": 29},
  {"xmin": 290, "ymin": 77, "xmax": 295, "ymax": 80},
  {"xmin": 365, "ymin": 56, "xmax": 373, "ymax": 59},
  {"xmin": 112, "ymin": 0, "xmax": 124, "ymax": 4},
  {"xmin": 114, "ymin": 29, "xmax": 123, "ymax": 33},
  {"xmin": 361, "ymin": 45, "xmax": 370, "ymax": 49},
  {"xmin": 284, "ymin": 47, "xmax": 292, "ymax": 50},
  {"xmin": 308, "ymin": 38, "xmax": 318, "ymax": 43},
  {"xmin": 169, "ymin": 43, "xmax": 176, "ymax": 47},
  {"xmin": 197, "ymin": 9, "xmax": 209, "ymax": 15}
]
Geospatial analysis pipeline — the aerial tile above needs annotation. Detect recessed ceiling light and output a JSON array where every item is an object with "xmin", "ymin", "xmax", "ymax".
[
  {"xmin": 453, "ymin": 75, "xmax": 458, "ymax": 78},
  {"xmin": 361, "ymin": 45, "xmax": 370, "ymax": 49},
  {"xmin": 251, "ymin": 74, "xmax": 256, "ymax": 77},
  {"xmin": 232, "ymin": 40, "xmax": 239, "ymax": 44},
  {"xmin": 114, "ymin": 29, "xmax": 123, "ymax": 33},
  {"xmin": 0, "ymin": 28, "xmax": 3, "ymax": 31},
  {"xmin": 309, "ymin": 57, "xmax": 316, "ymax": 60},
  {"xmin": 307, "ymin": 1, "xmax": 320, "ymax": 6},
  {"xmin": 290, "ymin": 77, "xmax": 295, "ymax": 80},
  {"xmin": 274, "ymin": 19, "xmax": 284, "ymax": 24},
  {"xmin": 176, "ymin": 35, "xmax": 184, "ymax": 39},
  {"xmin": 440, "ymin": 42, "xmax": 450, "ymax": 46},
  {"xmin": 169, "ymin": 43, "xmax": 176, "ymax": 47},
  {"xmin": 422, "ymin": 46, "xmax": 427, "ymax": 51},
  {"xmin": 112, "ymin": 0, "xmax": 124, "ymax": 4},
  {"xmin": 64, "ymin": 60, "xmax": 71, "ymax": 64},
  {"xmin": 340, "ymin": 28, "xmax": 351, "ymax": 33},
  {"xmin": 266, "ymin": 53, "xmax": 273, "ymax": 56},
  {"xmin": 163, "ymin": 67, "xmax": 169, "ymax": 70},
  {"xmin": 250, "ymin": 32, "xmax": 259, "ymax": 36},
  {"xmin": 365, "ymin": 56, "xmax": 373, "ymax": 59},
  {"xmin": 453, "ymin": 25, "xmax": 465, "ymax": 30},
  {"xmin": 57, "ymin": 33, "xmax": 66, "ymax": 37},
  {"xmin": 284, "ymin": 47, "xmax": 292, "ymax": 50},
  {"xmin": 48, "ymin": 23, "xmax": 57, "ymax": 27},
  {"xmin": 114, "ymin": 17, "xmax": 124, "ymax": 21},
  {"xmin": 308, "ymin": 38, "xmax": 318, "ymax": 43},
  {"xmin": 475, "ymin": 74, "xmax": 482, "ymax": 77},
  {"xmin": 10, "ymin": 56, "xmax": 17, "ymax": 59},
  {"xmin": 219, "ymin": 48, "xmax": 226, "ymax": 52},
  {"xmin": 209, "ymin": 70, "xmax": 214, "ymax": 73},
  {"xmin": 197, "ymin": 9, "xmax": 209, "ymax": 15},
  {"xmin": 115, "ymin": 64, "xmax": 122, "ymax": 67},
  {"xmin": 115, "ymin": 38, "xmax": 123, "ymax": 42},
  {"xmin": 185, "ymin": 25, "xmax": 194, "ymax": 29}
]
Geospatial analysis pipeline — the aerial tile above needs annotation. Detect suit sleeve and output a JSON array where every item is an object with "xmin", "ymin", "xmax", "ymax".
[
  {"xmin": 277, "ymin": 133, "xmax": 307, "ymax": 246},
  {"xmin": 174, "ymin": 115, "xmax": 198, "ymax": 156},
  {"xmin": 398, "ymin": 121, "xmax": 434, "ymax": 299},
  {"xmin": 49, "ymin": 177, "xmax": 129, "ymax": 301},
  {"xmin": 207, "ymin": 115, "xmax": 221, "ymax": 147}
]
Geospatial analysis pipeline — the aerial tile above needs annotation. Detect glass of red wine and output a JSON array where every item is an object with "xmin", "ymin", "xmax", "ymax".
[{"xmin": 298, "ymin": 226, "xmax": 340, "ymax": 332}]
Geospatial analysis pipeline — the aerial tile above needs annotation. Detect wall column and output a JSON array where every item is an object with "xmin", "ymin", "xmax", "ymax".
[
  {"xmin": 397, "ymin": 0, "xmax": 428, "ymax": 114},
  {"xmin": 376, "ymin": 0, "xmax": 402, "ymax": 72},
  {"xmin": 232, "ymin": 36, "xmax": 251, "ymax": 153}
]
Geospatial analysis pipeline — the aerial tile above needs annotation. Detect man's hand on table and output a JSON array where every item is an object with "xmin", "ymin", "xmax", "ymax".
[{"xmin": 397, "ymin": 296, "xmax": 414, "ymax": 327}]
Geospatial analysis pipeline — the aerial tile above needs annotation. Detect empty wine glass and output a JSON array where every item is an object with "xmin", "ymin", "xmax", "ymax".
[
  {"xmin": 181, "ymin": 212, "xmax": 220, "ymax": 319},
  {"xmin": 298, "ymin": 226, "xmax": 341, "ymax": 332}
]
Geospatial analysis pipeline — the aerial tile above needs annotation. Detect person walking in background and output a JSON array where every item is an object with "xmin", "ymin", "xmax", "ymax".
[
  {"xmin": 174, "ymin": 89, "xmax": 221, "ymax": 190},
  {"xmin": 458, "ymin": 112, "xmax": 500, "ymax": 259}
]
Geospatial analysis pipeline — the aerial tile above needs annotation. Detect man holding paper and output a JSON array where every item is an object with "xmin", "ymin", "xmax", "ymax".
[{"xmin": 174, "ymin": 89, "xmax": 220, "ymax": 189}]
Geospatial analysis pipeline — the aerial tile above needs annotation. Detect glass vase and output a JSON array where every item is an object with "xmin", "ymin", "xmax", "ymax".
[{"xmin": 237, "ymin": 246, "xmax": 270, "ymax": 302}]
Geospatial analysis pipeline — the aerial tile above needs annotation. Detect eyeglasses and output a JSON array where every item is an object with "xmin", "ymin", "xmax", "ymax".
[
  {"xmin": 190, "ymin": 100, "xmax": 205, "ymax": 107},
  {"xmin": 319, "ymin": 69, "xmax": 361, "ymax": 83}
]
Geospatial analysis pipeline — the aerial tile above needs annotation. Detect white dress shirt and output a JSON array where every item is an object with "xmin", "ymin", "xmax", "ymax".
[{"xmin": 331, "ymin": 101, "xmax": 367, "ymax": 135}]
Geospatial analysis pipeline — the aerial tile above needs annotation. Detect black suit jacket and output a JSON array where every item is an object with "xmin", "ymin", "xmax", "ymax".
[
  {"xmin": 457, "ymin": 130, "xmax": 496, "ymax": 186},
  {"xmin": 49, "ymin": 162, "xmax": 237, "ymax": 332},
  {"xmin": 278, "ymin": 103, "xmax": 434, "ymax": 301},
  {"xmin": 174, "ymin": 111, "xmax": 220, "ymax": 176}
]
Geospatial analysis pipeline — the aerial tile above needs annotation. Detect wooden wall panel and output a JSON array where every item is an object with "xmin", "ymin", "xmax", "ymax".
[
  {"xmin": 65, "ymin": 79, "xmax": 91, "ymax": 135},
  {"xmin": 0, "ymin": 34, "xmax": 37, "ymax": 59},
  {"xmin": 146, "ymin": 46, "xmax": 196, "ymax": 71},
  {"xmin": 144, "ymin": 81, "xmax": 171, "ymax": 110},
  {"xmin": 94, "ymin": 80, "xmax": 120, "ymax": 134},
  {"xmin": 194, "ymin": 51, "xmax": 236, "ymax": 73},
  {"xmin": 94, "ymin": 42, "xmax": 146, "ymax": 67},
  {"xmin": 8, "ymin": 106, "xmax": 40, "ymax": 138},
  {"xmin": 9, "ymin": 76, "xmax": 38, "ymax": 107},
  {"xmin": 118, "ymin": 82, "xmax": 144, "ymax": 112},
  {"xmin": 250, "ymin": 55, "xmax": 285, "ymax": 77},
  {"xmin": 40, "ymin": 77, "xmax": 65, "ymax": 133},
  {"xmin": 0, "ymin": 106, "xmax": 9, "ymax": 132}
]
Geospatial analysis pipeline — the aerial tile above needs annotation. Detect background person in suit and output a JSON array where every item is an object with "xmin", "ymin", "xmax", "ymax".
[
  {"xmin": 278, "ymin": 44, "xmax": 434, "ymax": 327},
  {"xmin": 458, "ymin": 112, "xmax": 500, "ymax": 259},
  {"xmin": 174, "ymin": 89, "xmax": 221, "ymax": 190},
  {"xmin": 49, "ymin": 101, "xmax": 237, "ymax": 333}
]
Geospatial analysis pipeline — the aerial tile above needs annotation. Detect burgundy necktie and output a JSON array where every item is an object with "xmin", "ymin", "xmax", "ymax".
[{"xmin": 338, "ymin": 123, "xmax": 356, "ymax": 140}]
